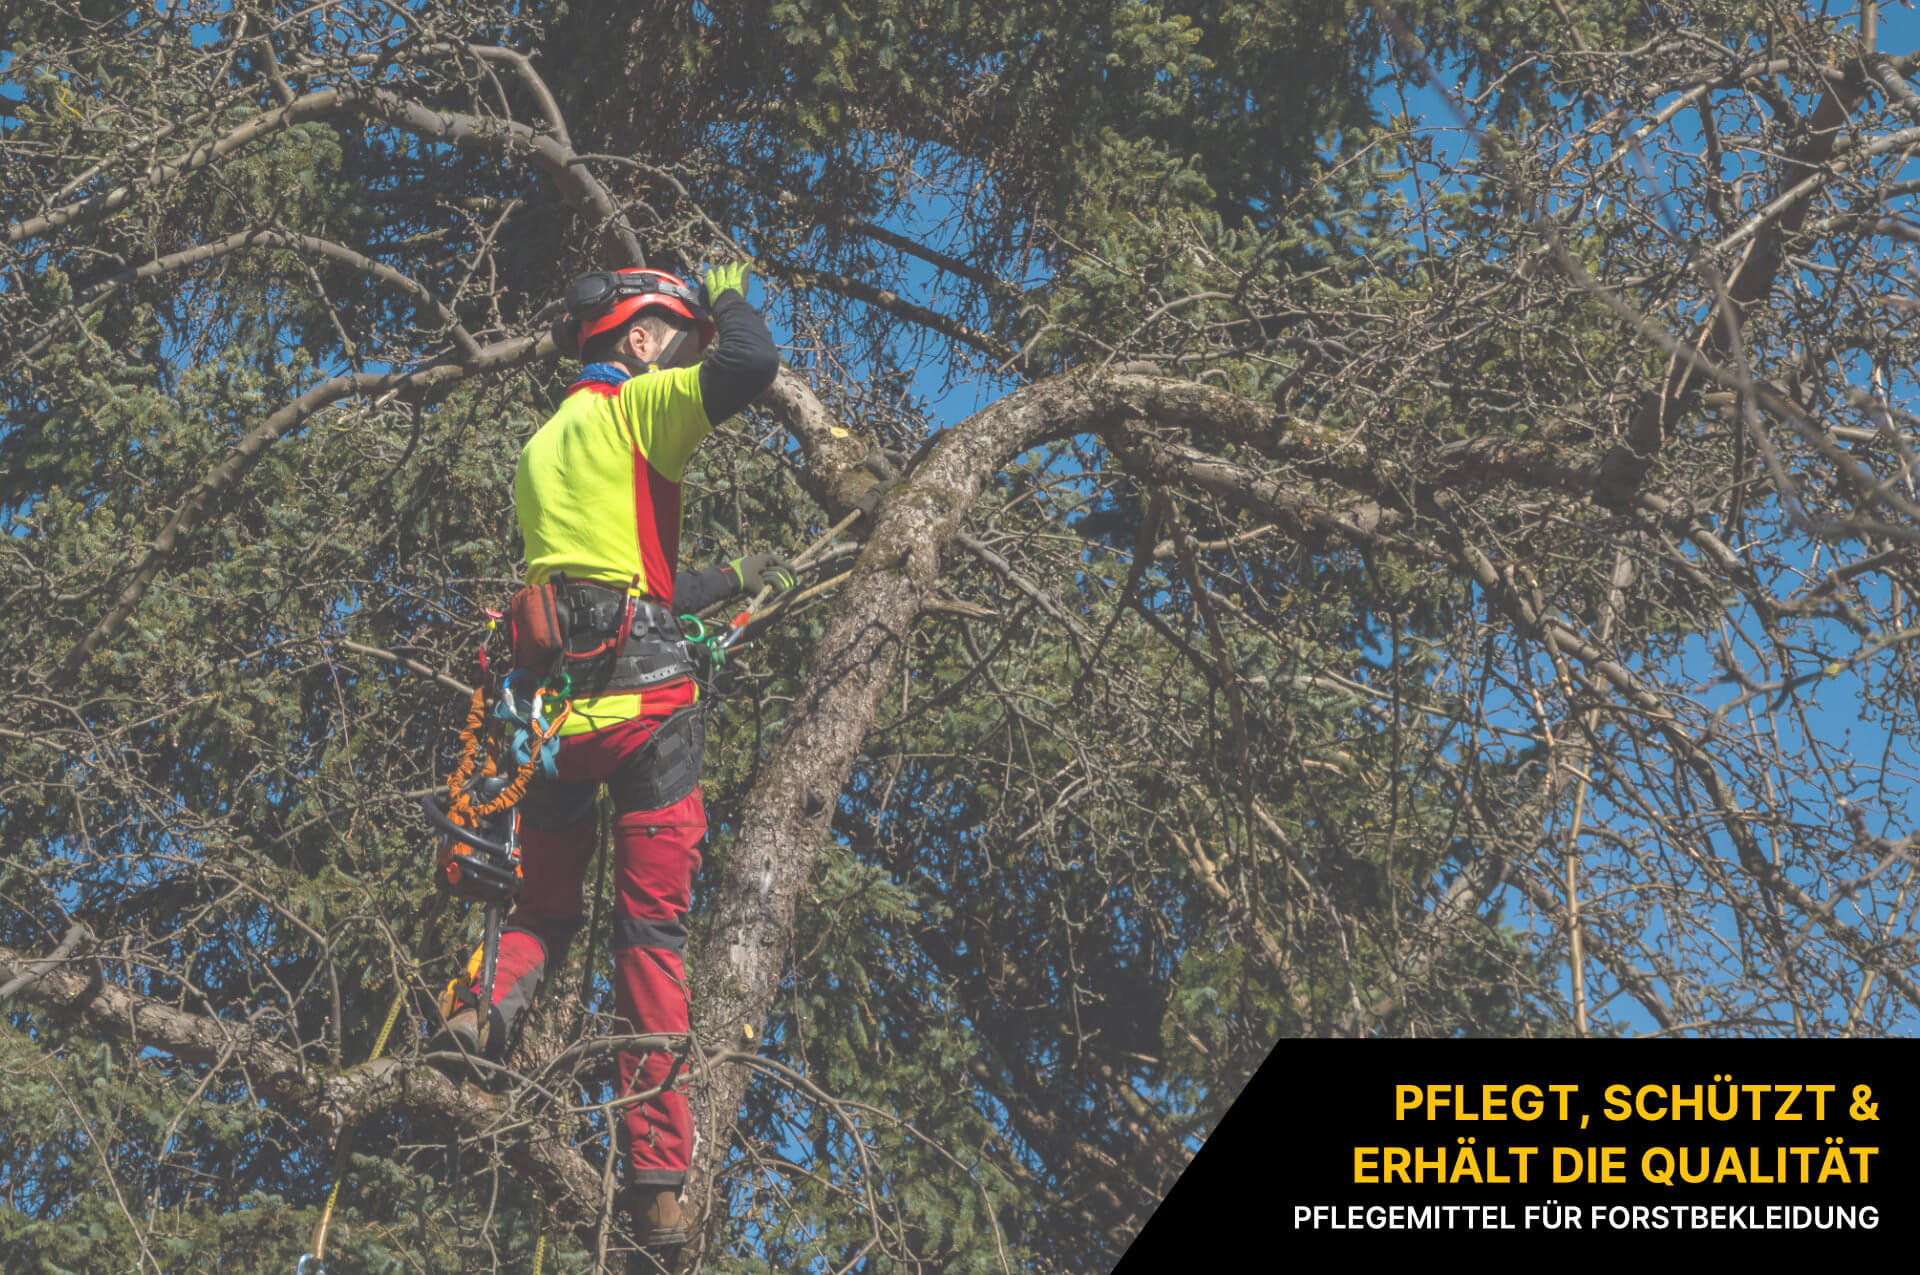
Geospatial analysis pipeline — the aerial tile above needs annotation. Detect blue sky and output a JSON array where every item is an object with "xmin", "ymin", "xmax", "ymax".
[{"xmin": 1372, "ymin": 5, "xmax": 1920, "ymax": 1035}]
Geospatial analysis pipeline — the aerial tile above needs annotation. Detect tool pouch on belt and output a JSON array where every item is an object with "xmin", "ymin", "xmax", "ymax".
[
  {"xmin": 508, "ymin": 582, "xmax": 569, "ymax": 671},
  {"xmin": 511, "ymin": 578, "xmax": 696, "ymax": 693}
]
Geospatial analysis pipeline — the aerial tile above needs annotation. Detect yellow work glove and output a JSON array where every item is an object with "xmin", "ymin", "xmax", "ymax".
[{"xmin": 700, "ymin": 260, "xmax": 754, "ymax": 309}]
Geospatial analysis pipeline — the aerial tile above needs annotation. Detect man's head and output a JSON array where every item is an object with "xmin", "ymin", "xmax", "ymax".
[
  {"xmin": 557, "ymin": 268, "xmax": 714, "ymax": 370},
  {"xmin": 581, "ymin": 311, "xmax": 696, "ymax": 369}
]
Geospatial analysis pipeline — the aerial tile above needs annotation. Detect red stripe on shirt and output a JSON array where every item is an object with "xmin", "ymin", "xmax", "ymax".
[{"xmin": 632, "ymin": 451, "xmax": 679, "ymax": 603}]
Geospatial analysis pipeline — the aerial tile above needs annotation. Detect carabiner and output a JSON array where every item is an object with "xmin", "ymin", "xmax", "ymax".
[
  {"xmin": 500, "ymin": 668, "xmax": 538, "ymax": 720},
  {"xmin": 479, "ymin": 607, "xmax": 505, "ymax": 675}
]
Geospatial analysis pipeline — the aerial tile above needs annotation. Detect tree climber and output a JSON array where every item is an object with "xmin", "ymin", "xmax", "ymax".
[{"xmin": 432, "ymin": 262, "xmax": 778, "ymax": 1272}]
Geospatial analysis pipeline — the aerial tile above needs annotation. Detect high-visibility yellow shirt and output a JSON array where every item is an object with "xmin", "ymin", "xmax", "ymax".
[{"xmin": 514, "ymin": 367, "xmax": 709, "ymax": 735}]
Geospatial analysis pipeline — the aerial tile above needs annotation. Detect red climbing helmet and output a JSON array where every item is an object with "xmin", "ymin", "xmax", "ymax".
[{"xmin": 557, "ymin": 267, "xmax": 715, "ymax": 357}]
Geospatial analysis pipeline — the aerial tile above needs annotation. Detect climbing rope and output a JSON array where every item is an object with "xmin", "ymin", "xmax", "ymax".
[{"xmin": 298, "ymin": 988, "xmax": 407, "ymax": 1273}]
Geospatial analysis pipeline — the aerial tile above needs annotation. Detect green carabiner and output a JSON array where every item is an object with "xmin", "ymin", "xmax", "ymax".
[{"xmin": 679, "ymin": 614, "xmax": 707, "ymax": 642}]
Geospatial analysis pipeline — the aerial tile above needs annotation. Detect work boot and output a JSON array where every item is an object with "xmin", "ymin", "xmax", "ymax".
[
  {"xmin": 425, "ymin": 1003, "xmax": 496, "ymax": 1086},
  {"xmin": 620, "ymin": 1185, "xmax": 688, "ymax": 1274}
]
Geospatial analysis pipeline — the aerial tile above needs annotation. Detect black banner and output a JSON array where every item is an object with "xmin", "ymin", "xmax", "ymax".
[{"xmin": 1116, "ymin": 1041, "xmax": 1916, "ymax": 1263}]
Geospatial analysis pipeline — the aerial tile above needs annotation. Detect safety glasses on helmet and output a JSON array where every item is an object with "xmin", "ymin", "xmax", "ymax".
[
  {"xmin": 558, "ymin": 267, "xmax": 715, "ymax": 358},
  {"xmin": 564, "ymin": 270, "xmax": 705, "ymax": 320}
]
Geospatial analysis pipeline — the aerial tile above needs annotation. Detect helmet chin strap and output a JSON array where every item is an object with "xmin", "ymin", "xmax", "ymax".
[{"xmin": 648, "ymin": 327, "xmax": 696, "ymax": 372}]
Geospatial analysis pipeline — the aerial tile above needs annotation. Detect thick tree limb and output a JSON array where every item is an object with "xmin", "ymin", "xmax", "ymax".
[
  {"xmin": 0, "ymin": 939, "xmax": 613, "ymax": 1238},
  {"xmin": 0, "ymin": 923, "xmax": 94, "ymax": 1000},
  {"xmin": 684, "ymin": 368, "xmax": 1336, "ymax": 1235},
  {"xmin": 758, "ymin": 366, "xmax": 883, "ymax": 508},
  {"xmin": 350, "ymin": 86, "xmax": 643, "ymax": 265}
]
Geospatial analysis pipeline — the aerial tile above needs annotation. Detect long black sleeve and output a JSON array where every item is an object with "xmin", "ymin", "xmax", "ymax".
[
  {"xmin": 671, "ymin": 561, "xmax": 740, "ymax": 615},
  {"xmin": 698, "ymin": 290, "xmax": 778, "ymax": 423}
]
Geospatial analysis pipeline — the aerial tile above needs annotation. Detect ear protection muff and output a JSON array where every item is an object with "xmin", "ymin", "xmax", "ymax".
[{"xmin": 564, "ymin": 271, "xmax": 623, "ymax": 318}]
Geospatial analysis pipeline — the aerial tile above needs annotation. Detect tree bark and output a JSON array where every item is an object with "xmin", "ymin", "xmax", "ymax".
[{"xmin": 683, "ymin": 370, "xmax": 1270, "ymax": 1236}]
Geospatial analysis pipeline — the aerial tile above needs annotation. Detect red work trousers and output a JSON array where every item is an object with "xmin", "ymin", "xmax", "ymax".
[{"xmin": 471, "ymin": 709, "xmax": 705, "ymax": 1187}]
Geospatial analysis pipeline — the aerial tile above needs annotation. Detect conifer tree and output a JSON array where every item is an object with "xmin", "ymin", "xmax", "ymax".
[{"xmin": 5, "ymin": 2, "xmax": 1919, "ymax": 1269}]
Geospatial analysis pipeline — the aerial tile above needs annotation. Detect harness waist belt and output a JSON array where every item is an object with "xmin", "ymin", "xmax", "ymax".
[{"xmin": 557, "ymin": 581, "xmax": 696, "ymax": 694}]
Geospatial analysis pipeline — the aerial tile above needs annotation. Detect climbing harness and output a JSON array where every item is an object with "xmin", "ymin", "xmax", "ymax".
[
  {"xmin": 559, "ymin": 582, "xmax": 701, "ymax": 692},
  {"xmin": 508, "ymin": 576, "xmax": 703, "ymax": 694}
]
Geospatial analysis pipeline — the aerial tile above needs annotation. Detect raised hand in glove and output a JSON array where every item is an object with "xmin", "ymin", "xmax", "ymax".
[
  {"xmin": 730, "ymin": 550, "xmax": 797, "ymax": 594},
  {"xmin": 701, "ymin": 260, "xmax": 755, "ymax": 311}
]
